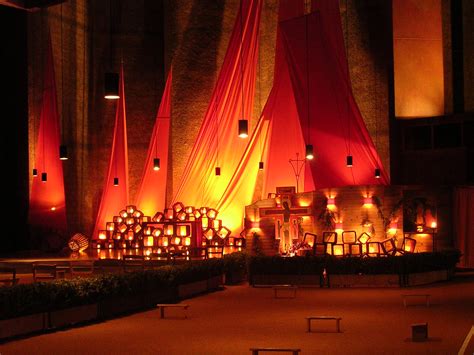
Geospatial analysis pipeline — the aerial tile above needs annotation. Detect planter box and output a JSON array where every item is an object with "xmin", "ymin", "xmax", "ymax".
[
  {"xmin": 407, "ymin": 269, "xmax": 448, "ymax": 286},
  {"xmin": 329, "ymin": 274, "xmax": 400, "ymax": 288},
  {"xmin": 48, "ymin": 304, "xmax": 98, "ymax": 328},
  {"xmin": 207, "ymin": 274, "xmax": 224, "ymax": 291},
  {"xmin": 178, "ymin": 280, "xmax": 208, "ymax": 299},
  {"xmin": 251, "ymin": 274, "xmax": 320, "ymax": 286},
  {"xmin": 98, "ymin": 294, "xmax": 144, "ymax": 319},
  {"xmin": 0, "ymin": 313, "xmax": 45, "ymax": 340}
]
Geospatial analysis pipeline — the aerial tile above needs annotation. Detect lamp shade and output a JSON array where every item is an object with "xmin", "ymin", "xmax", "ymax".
[
  {"xmin": 238, "ymin": 119, "xmax": 248, "ymax": 138},
  {"xmin": 346, "ymin": 155, "xmax": 353, "ymax": 167},
  {"xmin": 153, "ymin": 158, "xmax": 160, "ymax": 171},
  {"xmin": 104, "ymin": 72, "xmax": 120, "ymax": 99},
  {"xmin": 375, "ymin": 168, "xmax": 381, "ymax": 179},
  {"xmin": 215, "ymin": 167, "xmax": 221, "ymax": 176},
  {"xmin": 305, "ymin": 144, "xmax": 314, "ymax": 160},
  {"xmin": 259, "ymin": 161, "xmax": 264, "ymax": 170},
  {"xmin": 113, "ymin": 177, "xmax": 119, "ymax": 186},
  {"xmin": 59, "ymin": 145, "xmax": 68, "ymax": 160},
  {"xmin": 41, "ymin": 172, "xmax": 47, "ymax": 182},
  {"xmin": 32, "ymin": 168, "xmax": 38, "ymax": 177}
]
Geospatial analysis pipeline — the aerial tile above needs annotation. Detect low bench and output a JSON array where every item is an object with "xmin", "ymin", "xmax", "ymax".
[
  {"xmin": 402, "ymin": 294, "xmax": 430, "ymax": 307},
  {"xmin": 0, "ymin": 267, "xmax": 19, "ymax": 286},
  {"xmin": 306, "ymin": 316, "xmax": 342, "ymax": 333},
  {"xmin": 250, "ymin": 348, "xmax": 301, "ymax": 355},
  {"xmin": 156, "ymin": 304, "xmax": 190, "ymax": 319},
  {"xmin": 273, "ymin": 285, "xmax": 297, "ymax": 299}
]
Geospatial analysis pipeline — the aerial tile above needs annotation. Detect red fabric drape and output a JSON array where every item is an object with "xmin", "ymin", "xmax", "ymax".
[
  {"xmin": 135, "ymin": 69, "xmax": 172, "ymax": 216},
  {"xmin": 454, "ymin": 187, "xmax": 474, "ymax": 268},
  {"xmin": 262, "ymin": 0, "xmax": 315, "ymax": 196},
  {"xmin": 173, "ymin": 0, "xmax": 262, "ymax": 221},
  {"xmin": 29, "ymin": 36, "xmax": 67, "ymax": 231},
  {"xmin": 92, "ymin": 65, "xmax": 129, "ymax": 238},
  {"xmin": 279, "ymin": 2, "xmax": 389, "ymax": 188}
]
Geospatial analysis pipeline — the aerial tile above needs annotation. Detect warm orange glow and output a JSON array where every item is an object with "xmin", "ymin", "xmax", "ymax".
[
  {"xmin": 217, "ymin": 226, "xmax": 231, "ymax": 239},
  {"xmin": 201, "ymin": 217, "xmax": 209, "ymax": 229},
  {"xmin": 212, "ymin": 219, "xmax": 222, "ymax": 230},
  {"xmin": 363, "ymin": 197, "xmax": 373, "ymax": 208},
  {"xmin": 335, "ymin": 222, "xmax": 343, "ymax": 234},
  {"xmin": 127, "ymin": 231, "xmax": 134, "ymax": 241},
  {"xmin": 164, "ymin": 208, "xmax": 174, "ymax": 220},
  {"xmin": 431, "ymin": 221, "xmax": 437, "ymax": 229},
  {"xmin": 119, "ymin": 210, "xmax": 128, "ymax": 218},
  {"xmin": 152, "ymin": 212, "xmax": 164, "ymax": 222},
  {"xmin": 113, "ymin": 216, "xmax": 123, "ymax": 223},
  {"xmin": 358, "ymin": 233, "xmax": 370, "ymax": 244},
  {"xmin": 164, "ymin": 224, "xmax": 174, "ymax": 236},
  {"xmin": 172, "ymin": 236, "xmax": 181, "ymax": 245},
  {"xmin": 132, "ymin": 210, "xmax": 142, "ymax": 218},
  {"xmin": 388, "ymin": 222, "xmax": 398, "ymax": 234},
  {"xmin": 200, "ymin": 207, "xmax": 208, "ymax": 215},
  {"xmin": 98, "ymin": 230, "xmax": 107, "ymax": 240},
  {"xmin": 113, "ymin": 232, "xmax": 122, "ymax": 240},
  {"xmin": 126, "ymin": 205, "xmax": 136, "ymax": 214},
  {"xmin": 333, "ymin": 245, "xmax": 344, "ymax": 256},
  {"xmin": 185, "ymin": 206, "xmax": 194, "ymax": 214},
  {"xmin": 126, "ymin": 217, "xmax": 134, "ymax": 225},
  {"xmin": 133, "ymin": 224, "xmax": 142, "ymax": 234},
  {"xmin": 152, "ymin": 228, "xmax": 163, "ymax": 237},
  {"xmin": 235, "ymin": 239, "xmax": 243, "ymax": 247},
  {"xmin": 173, "ymin": 202, "xmax": 184, "ymax": 213},
  {"xmin": 204, "ymin": 229, "xmax": 214, "ymax": 240},
  {"xmin": 194, "ymin": 210, "xmax": 202, "ymax": 219},
  {"xmin": 50, "ymin": 206, "xmax": 56, "ymax": 211},
  {"xmin": 404, "ymin": 245, "xmax": 412, "ymax": 252},
  {"xmin": 184, "ymin": 237, "xmax": 191, "ymax": 246},
  {"xmin": 106, "ymin": 222, "xmax": 115, "ymax": 231},
  {"xmin": 207, "ymin": 208, "xmax": 218, "ymax": 219},
  {"xmin": 416, "ymin": 225, "xmax": 424, "ymax": 233},
  {"xmin": 144, "ymin": 226, "xmax": 152, "ymax": 235},
  {"xmin": 118, "ymin": 223, "xmax": 127, "ymax": 233},
  {"xmin": 159, "ymin": 236, "xmax": 169, "ymax": 247},
  {"xmin": 177, "ymin": 211, "xmax": 187, "ymax": 221},
  {"xmin": 326, "ymin": 197, "xmax": 336, "ymax": 210},
  {"xmin": 177, "ymin": 225, "xmax": 190, "ymax": 237}
]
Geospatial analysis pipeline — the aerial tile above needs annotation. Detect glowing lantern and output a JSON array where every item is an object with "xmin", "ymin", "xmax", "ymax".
[
  {"xmin": 118, "ymin": 223, "xmax": 127, "ymax": 233},
  {"xmin": 204, "ymin": 229, "xmax": 214, "ymax": 240},
  {"xmin": 96, "ymin": 243, "xmax": 101, "ymax": 249},
  {"xmin": 173, "ymin": 202, "xmax": 184, "ymax": 213},
  {"xmin": 327, "ymin": 197, "xmax": 336, "ymax": 210},
  {"xmin": 194, "ymin": 210, "xmax": 202, "ymax": 219},
  {"xmin": 177, "ymin": 211, "xmax": 187, "ymax": 221},
  {"xmin": 119, "ymin": 210, "xmax": 128, "ymax": 218},
  {"xmin": 141, "ymin": 216, "xmax": 150, "ymax": 223},
  {"xmin": 152, "ymin": 228, "xmax": 163, "ymax": 237},
  {"xmin": 164, "ymin": 224, "xmax": 174, "ymax": 236},
  {"xmin": 98, "ymin": 230, "xmax": 107, "ymax": 240},
  {"xmin": 126, "ymin": 217, "xmax": 135, "ymax": 225},
  {"xmin": 199, "ymin": 207, "xmax": 208, "ymax": 215},
  {"xmin": 185, "ymin": 206, "xmax": 195, "ymax": 214},
  {"xmin": 134, "ymin": 242, "xmax": 140, "ymax": 249},
  {"xmin": 126, "ymin": 230, "xmax": 134, "ymax": 241},
  {"xmin": 358, "ymin": 232, "xmax": 371, "ymax": 244},
  {"xmin": 363, "ymin": 197, "xmax": 373, "ymax": 208},
  {"xmin": 106, "ymin": 222, "xmax": 115, "ymax": 232},
  {"xmin": 133, "ymin": 210, "xmax": 143, "ymax": 218},
  {"xmin": 431, "ymin": 221, "xmax": 437, "ymax": 229},
  {"xmin": 212, "ymin": 219, "xmax": 222, "ymax": 231},
  {"xmin": 201, "ymin": 217, "xmax": 209, "ymax": 229},
  {"xmin": 416, "ymin": 225, "xmax": 424, "ymax": 233},
  {"xmin": 177, "ymin": 225, "xmax": 190, "ymax": 237},
  {"xmin": 133, "ymin": 224, "xmax": 142, "ymax": 234},
  {"xmin": 152, "ymin": 212, "xmax": 164, "ymax": 222},
  {"xmin": 217, "ymin": 226, "xmax": 231, "ymax": 239},
  {"xmin": 388, "ymin": 222, "xmax": 398, "ymax": 234},
  {"xmin": 335, "ymin": 222, "xmax": 343, "ymax": 234},
  {"xmin": 126, "ymin": 205, "xmax": 136, "ymax": 214},
  {"xmin": 122, "ymin": 242, "xmax": 127, "ymax": 249},
  {"xmin": 184, "ymin": 237, "xmax": 191, "ymax": 246},
  {"xmin": 172, "ymin": 236, "xmax": 181, "ymax": 245},
  {"xmin": 333, "ymin": 244, "xmax": 344, "ymax": 256},
  {"xmin": 67, "ymin": 233, "xmax": 89, "ymax": 252},
  {"xmin": 164, "ymin": 208, "xmax": 174, "ymax": 220},
  {"xmin": 144, "ymin": 227, "xmax": 152, "ymax": 236},
  {"xmin": 113, "ymin": 216, "xmax": 123, "ymax": 223},
  {"xmin": 145, "ymin": 249, "xmax": 151, "ymax": 256},
  {"xmin": 113, "ymin": 232, "xmax": 122, "ymax": 240},
  {"xmin": 107, "ymin": 241, "xmax": 114, "ymax": 249},
  {"xmin": 235, "ymin": 239, "xmax": 243, "ymax": 247},
  {"xmin": 161, "ymin": 237, "xmax": 169, "ymax": 247},
  {"xmin": 207, "ymin": 209, "xmax": 218, "ymax": 219}
]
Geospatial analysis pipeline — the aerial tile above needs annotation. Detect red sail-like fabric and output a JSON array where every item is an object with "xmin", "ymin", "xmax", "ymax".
[
  {"xmin": 173, "ymin": 0, "xmax": 262, "ymax": 217},
  {"xmin": 280, "ymin": 2, "xmax": 389, "ymax": 188},
  {"xmin": 262, "ymin": 0, "xmax": 315, "ymax": 196},
  {"xmin": 29, "ymin": 36, "xmax": 67, "ymax": 231},
  {"xmin": 92, "ymin": 65, "xmax": 129, "ymax": 238},
  {"xmin": 135, "ymin": 69, "xmax": 172, "ymax": 216}
]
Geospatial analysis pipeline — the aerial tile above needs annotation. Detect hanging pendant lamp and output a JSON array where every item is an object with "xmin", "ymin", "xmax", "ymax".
[
  {"xmin": 375, "ymin": 168, "xmax": 381, "ymax": 179},
  {"xmin": 59, "ymin": 145, "xmax": 68, "ymax": 160},
  {"xmin": 104, "ymin": 72, "xmax": 120, "ymax": 99},
  {"xmin": 238, "ymin": 119, "xmax": 248, "ymax": 138},
  {"xmin": 41, "ymin": 172, "xmax": 47, "ymax": 183},
  {"xmin": 113, "ymin": 177, "xmax": 119, "ymax": 186},
  {"xmin": 346, "ymin": 155, "xmax": 353, "ymax": 167},
  {"xmin": 215, "ymin": 167, "xmax": 221, "ymax": 176},
  {"xmin": 258, "ymin": 161, "xmax": 264, "ymax": 170},
  {"xmin": 305, "ymin": 144, "xmax": 314, "ymax": 160},
  {"xmin": 153, "ymin": 158, "xmax": 160, "ymax": 171},
  {"xmin": 32, "ymin": 168, "xmax": 38, "ymax": 177}
]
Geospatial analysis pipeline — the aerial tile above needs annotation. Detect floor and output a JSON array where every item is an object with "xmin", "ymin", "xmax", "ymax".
[{"xmin": 1, "ymin": 278, "xmax": 473, "ymax": 354}]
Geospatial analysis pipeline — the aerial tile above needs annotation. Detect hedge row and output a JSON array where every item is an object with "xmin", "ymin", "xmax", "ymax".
[
  {"xmin": 0, "ymin": 252, "xmax": 247, "ymax": 320},
  {"xmin": 248, "ymin": 250, "xmax": 461, "ymax": 276}
]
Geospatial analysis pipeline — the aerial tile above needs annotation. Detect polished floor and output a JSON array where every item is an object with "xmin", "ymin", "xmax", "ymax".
[{"xmin": 1, "ymin": 277, "xmax": 473, "ymax": 354}]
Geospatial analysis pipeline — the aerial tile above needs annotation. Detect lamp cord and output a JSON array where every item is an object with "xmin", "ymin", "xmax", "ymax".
[{"xmin": 239, "ymin": 0, "xmax": 245, "ymax": 121}]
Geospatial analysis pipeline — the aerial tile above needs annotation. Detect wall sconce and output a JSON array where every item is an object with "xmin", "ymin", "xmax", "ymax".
[
  {"xmin": 327, "ymin": 197, "xmax": 336, "ymax": 210},
  {"xmin": 363, "ymin": 197, "xmax": 373, "ymax": 208}
]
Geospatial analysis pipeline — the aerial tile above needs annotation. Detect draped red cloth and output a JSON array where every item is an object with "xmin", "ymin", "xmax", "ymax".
[
  {"xmin": 93, "ymin": 65, "xmax": 129, "ymax": 238},
  {"xmin": 29, "ymin": 36, "xmax": 67, "ymax": 231},
  {"xmin": 454, "ymin": 187, "xmax": 474, "ymax": 268},
  {"xmin": 172, "ymin": 0, "xmax": 262, "ymax": 231},
  {"xmin": 279, "ymin": 0, "xmax": 389, "ymax": 188},
  {"xmin": 135, "ymin": 69, "xmax": 172, "ymax": 216},
  {"xmin": 263, "ymin": 0, "xmax": 315, "ymax": 196}
]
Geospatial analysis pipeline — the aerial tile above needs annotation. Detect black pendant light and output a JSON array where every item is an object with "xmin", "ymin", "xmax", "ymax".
[
  {"xmin": 238, "ymin": 119, "xmax": 248, "ymax": 138},
  {"xmin": 32, "ymin": 168, "xmax": 38, "ymax": 177},
  {"xmin": 346, "ymin": 155, "xmax": 353, "ymax": 167},
  {"xmin": 113, "ymin": 177, "xmax": 119, "ymax": 186},
  {"xmin": 215, "ymin": 167, "xmax": 221, "ymax": 176},
  {"xmin": 305, "ymin": 144, "xmax": 314, "ymax": 160},
  {"xmin": 41, "ymin": 172, "xmax": 47, "ymax": 183},
  {"xmin": 104, "ymin": 72, "xmax": 119, "ymax": 99},
  {"xmin": 375, "ymin": 168, "xmax": 381, "ymax": 179},
  {"xmin": 153, "ymin": 158, "xmax": 160, "ymax": 171},
  {"xmin": 59, "ymin": 145, "xmax": 68, "ymax": 160},
  {"xmin": 259, "ymin": 161, "xmax": 264, "ymax": 170}
]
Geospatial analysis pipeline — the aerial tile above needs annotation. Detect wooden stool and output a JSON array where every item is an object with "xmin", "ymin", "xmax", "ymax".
[
  {"xmin": 306, "ymin": 316, "xmax": 342, "ymax": 332},
  {"xmin": 250, "ymin": 348, "xmax": 301, "ymax": 355},
  {"xmin": 156, "ymin": 304, "xmax": 189, "ymax": 319},
  {"xmin": 273, "ymin": 285, "xmax": 297, "ymax": 299}
]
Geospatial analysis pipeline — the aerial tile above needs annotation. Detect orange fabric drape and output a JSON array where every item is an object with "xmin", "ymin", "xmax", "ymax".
[
  {"xmin": 92, "ymin": 65, "xmax": 129, "ymax": 238},
  {"xmin": 172, "ymin": 0, "xmax": 262, "ymax": 220},
  {"xmin": 454, "ymin": 187, "xmax": 474, "ymax": 268},
  {"xmin": 29, "ymin": 35, "xmax": 67, "ymax": 231},
  {"xmin": 135, "ymin": 69, "xmax": 172, "ymax": 216}
]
